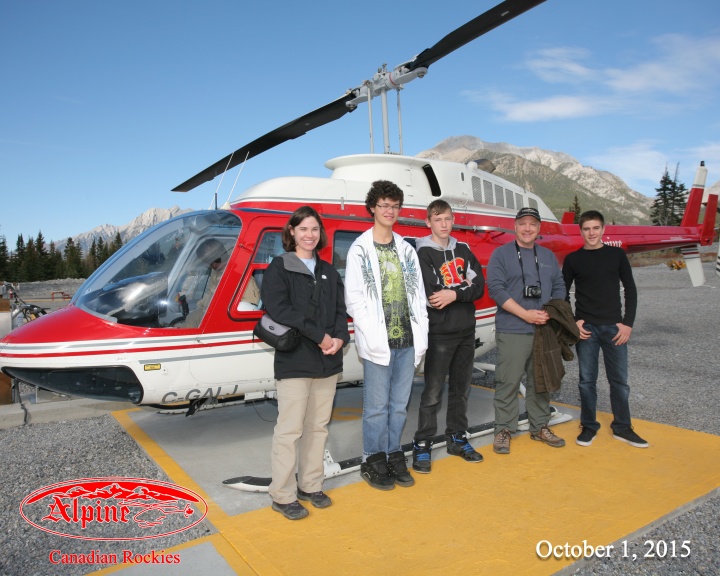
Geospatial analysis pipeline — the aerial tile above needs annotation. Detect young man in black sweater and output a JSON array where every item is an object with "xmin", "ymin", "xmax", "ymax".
[
  {"xmin": 562, "ymin": 210, "xmax": 648, "ymax": 448},
  {"xmin": 412, "ymin": 200, "xmax": 486, "ymax": 472}
]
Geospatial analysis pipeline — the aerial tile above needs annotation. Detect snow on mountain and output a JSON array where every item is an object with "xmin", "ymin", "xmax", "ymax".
[
  {"xmin": 418, "ymin": 136, "xmax": 654, "ymax": 223},
  {"xmin": 55, "ymin": 206, "xmax": 194, "ymax": 254}
]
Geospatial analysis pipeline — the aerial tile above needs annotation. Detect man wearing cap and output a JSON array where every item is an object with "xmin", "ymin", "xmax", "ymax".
[{"xmin": 486, "ymin": 207, "xmax": 567, "ymax": 454}]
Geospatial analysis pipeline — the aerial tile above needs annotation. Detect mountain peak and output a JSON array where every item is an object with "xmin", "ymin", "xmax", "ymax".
[
  {"xmin": 418, "ymin": 136, "xmax": 652, "ymax": 224},
  {"xmin": 56, "ymin": 206, "xmax": 194, "ymax": 254}
]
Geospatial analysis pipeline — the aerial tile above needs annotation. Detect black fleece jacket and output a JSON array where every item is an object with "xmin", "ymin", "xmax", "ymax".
[
  {"xmin": 261, "ymin": 252, "xmax": 349, "ymax": 380},
  {"xmin": 416, "ymin": 235, "xmax": 485, "ymax": 339}
]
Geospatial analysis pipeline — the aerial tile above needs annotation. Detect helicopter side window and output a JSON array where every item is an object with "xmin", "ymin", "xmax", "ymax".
[
  {"xmin": 254, "ymin": 232, "xmax": 284, "ymax": 264},
  {"xmin": 332, "ymin": 231, "xmax": 361, "ymax": 280},
  {"xmin": 230, "ymin": 230, "xmax": 283, "ymax": 317}
]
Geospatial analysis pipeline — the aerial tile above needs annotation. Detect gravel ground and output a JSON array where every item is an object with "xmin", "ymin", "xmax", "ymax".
[{"xmin": 1, "ymin": 262, "xmax": 718, "ymax": 575}]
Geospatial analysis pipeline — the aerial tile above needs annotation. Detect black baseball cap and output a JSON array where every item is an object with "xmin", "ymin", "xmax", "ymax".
[{"xmin": 515, "ymin": 207, "xmax": 541, "ymax": 222}]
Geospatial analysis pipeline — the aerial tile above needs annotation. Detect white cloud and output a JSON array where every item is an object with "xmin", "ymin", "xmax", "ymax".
[
  {"xmin": 526, "ymin": 47, "xmax": 593, "ymax": 83},
  {"xmin": 463, "ymin": 33, "xmax": 720, "ymax": 123},
  {"xmin": 461, "ymin": 90, "xmax": 620, "ymax": 122},
  {"xmin": 604, "ymin": 34, "xmax": 720, "ymax": 94},
  {"xmin": 586, "ymin": 142, "xmax": 670, "ymax": 194},
  {"xmin": 586, "ymin": 140, "xmax": 720, "ymax": 194}
]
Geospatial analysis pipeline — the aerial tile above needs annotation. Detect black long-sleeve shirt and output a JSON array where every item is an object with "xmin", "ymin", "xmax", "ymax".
[{"xmin": 562, "ymin": 245, "xmax": 637, "ymax": 327}]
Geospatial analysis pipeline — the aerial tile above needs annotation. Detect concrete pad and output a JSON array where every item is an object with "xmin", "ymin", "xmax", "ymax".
[
  {"xmin": 120, "ymin": 380, "xmax": 508, "ymax": 515},
  {"xmin": 108, "ymin": 389, "xmax": 720, "ymax": 575}
]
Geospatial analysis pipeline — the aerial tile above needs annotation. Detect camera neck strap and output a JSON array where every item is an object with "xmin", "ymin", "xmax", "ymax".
[{"xmin": 514, "ymin": 241, "xmax": 541, "ymax": 290}]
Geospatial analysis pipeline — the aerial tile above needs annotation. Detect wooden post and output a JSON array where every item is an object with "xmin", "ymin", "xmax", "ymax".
[
  {"xmin": 0, "ymin": 297, "xmax": 13, "ymax": 403},
  {"xmin": 0, "ymin": 373, "xmax": 12, "ymax": 405}
]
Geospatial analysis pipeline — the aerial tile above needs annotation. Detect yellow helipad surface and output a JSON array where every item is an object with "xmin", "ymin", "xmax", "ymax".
[{"xmin": 103, "ymin": 409, "xmax": 720, "ymax": 576}]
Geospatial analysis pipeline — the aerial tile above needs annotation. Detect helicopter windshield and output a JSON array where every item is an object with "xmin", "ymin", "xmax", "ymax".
[{"xmin": 73, "ymin": 211, "xmax": 241, "ymax": 328}]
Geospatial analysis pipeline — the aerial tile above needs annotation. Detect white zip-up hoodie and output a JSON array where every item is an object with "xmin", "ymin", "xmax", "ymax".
[{"xmin": 344, "ymin": 229, "xmax": 429, "ymax": 367}]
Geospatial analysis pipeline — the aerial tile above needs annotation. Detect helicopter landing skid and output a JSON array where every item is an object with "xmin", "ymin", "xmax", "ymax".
[{"xmin": 222, "ymin": 407, "xmax": 572, "ymax": 492}]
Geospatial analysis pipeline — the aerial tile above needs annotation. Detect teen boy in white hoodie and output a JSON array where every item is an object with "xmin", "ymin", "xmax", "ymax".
[{"xmin": 345, "ymin": 180, "xmax": 429, "ymax": 490}]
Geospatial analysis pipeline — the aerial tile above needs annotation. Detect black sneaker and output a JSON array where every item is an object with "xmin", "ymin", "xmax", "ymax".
[
  {"xmin": 360, "ymin": 452, "xmax": 395, "ymax": 491},
  {"xmin": 446, "ymin": 433, "xmax": 484, "ymax": 462},
  {"xmin": 412, "ymin": 440, "xmax": 432, "ymax": 473},
  {"xmin": 576, "ymin": 427, "xmax": 596, "ymax": 447},
  {"xmin": 271, "ymin": 500, "xmax": 309, "ymax": 520},
  {"xmin": 613, "ymin": 427, "xmax": 649, "ymax": 448},
  {"xmin": 297, "ymin": 489, "xmax": 332, "ymax": 508},
  {"xmin": 387, "ymin": 451, "xmax": 415, "ymax": 487}
]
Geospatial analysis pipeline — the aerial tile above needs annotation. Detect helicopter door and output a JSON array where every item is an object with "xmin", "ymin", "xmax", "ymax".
[{"xmin": 189, "ymin": 229, "xmax": 284, "ymax": 388}]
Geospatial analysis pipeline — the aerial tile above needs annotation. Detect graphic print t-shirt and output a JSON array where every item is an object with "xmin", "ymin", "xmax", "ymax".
[{"xmin": 374, "ymin": 240, "xmax": 413, "ymax": 349}]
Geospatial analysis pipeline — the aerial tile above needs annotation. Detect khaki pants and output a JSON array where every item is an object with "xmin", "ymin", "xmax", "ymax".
[
  {"xmin": 269, "ymin": 375, "xmax": 338, "ymax": 504},
  {"xmin": 493, "ymin": 332, "xmax": 551, "ymax": 435}
]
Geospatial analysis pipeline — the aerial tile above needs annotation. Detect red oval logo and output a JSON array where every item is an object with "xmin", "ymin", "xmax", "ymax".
[{"xmin": 20, "ymin": 477, "xmax": 208, "ymax": 541}]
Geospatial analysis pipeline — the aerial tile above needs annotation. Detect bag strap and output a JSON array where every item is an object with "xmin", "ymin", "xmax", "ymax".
[{"xmin": 305, "ymin": 254, "xmax": 322, "ymax": 319}]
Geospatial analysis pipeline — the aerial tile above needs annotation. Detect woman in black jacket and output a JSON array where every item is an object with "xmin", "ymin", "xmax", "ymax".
[{"xmin": 261, "ymin": 206, "xmax": 349, "ymax": 520}]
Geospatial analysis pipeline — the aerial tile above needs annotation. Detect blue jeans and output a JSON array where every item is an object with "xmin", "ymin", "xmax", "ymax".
[
  {"xmin": 415, "ymin": 334, "xmax": 475, "ymax": 440},
  {"xmin": 362, "ymin": 347, "xmax": 415, "ymax": 458},
  {"xmin": 576, "ymin": 323, "xmax": 632, "ymax": 433}
]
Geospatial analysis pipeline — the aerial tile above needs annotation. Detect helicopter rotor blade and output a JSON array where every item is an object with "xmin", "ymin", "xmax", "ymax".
[
  {"xmin": 407, "ymin": 0, "xmax": 547, "ymax": 72},
  {"xmin": 172, "ymin": 93, "xmax": 356, "ymax": 192},
  {"xmin": 173, "ymin": 0, "xmax": 547, "ymax": 193}
]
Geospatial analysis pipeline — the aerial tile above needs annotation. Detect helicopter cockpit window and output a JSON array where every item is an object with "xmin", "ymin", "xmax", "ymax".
[{"xmin": 73, "ymin": 211, "xmax": 241, "ymax": 328}]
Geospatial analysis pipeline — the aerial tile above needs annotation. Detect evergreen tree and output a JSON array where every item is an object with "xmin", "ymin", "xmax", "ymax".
[
  {"xmin": 97, "ymin": 236, "xmax": 110, "ymax": 266},
  {"xmin": 651, "ymin": 164, "xmax": 687, "ymax": 226},
  {"xmin": 87, "ymin": 238, "xmax": 99, "ymax": 273},
  {"xmin": 110, "ymin": 232, "xmax": 123, "ymax": 254},
  {"xmin": 35, "ymin": 231, "xmax": 50, "ymax": 280},
  {"xmin": 11, "ymin": 235, "xmax": 27, "ymax": 282},
  {"xmin": 567, "ymin": 195, "xmax": 582, "ymax": 224},
  {"xmin": 22, "ymin": 238, "xmax": 42, "ymax": 281},
  {"xmin": 48, "ymin": 242, "xmax": 65, "ymax": 279},
  {"xmin": 63, "ymin": 237, "xmax": 85, "ymax": 278},
  {"xmin": 0, "ymin": 236, "xmax": 9, "ymax": 280}
]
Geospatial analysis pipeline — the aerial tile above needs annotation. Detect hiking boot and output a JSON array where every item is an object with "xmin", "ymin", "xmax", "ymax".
[
  {"xmin": 493, "ymin": 429, "xmax": 511, "ymax": 454},
  {"xmin": 576, "ymin": 427, "xmax": 596, "ymax": 447},
  {"xmin": 297, "ymin": 489, "xmax": 332, "ymax": 508},
  {"xmin": 271, "ymin": 500, "xmax": 309, "ymax": 520},
  {"xmin": 447, "ymin": 433, "xmax": 484, "ymax": 463},
  {"xmin": 387, "ymin": 451, "xmax": 415, "ymax": 487},
  {"xmin": 613, "ymin": 427, "xmax": 649, "ymax": 448},
  {"xmin": 412, "ymin": 440, "xmax": 432, "ymax": 473},
  {"xmin": 530, "ymin": 426, "xmax": 566, "ymax": 448},
  {"xmin": 360, "ymin": 452, "xmax": 395, "ymax": 491}
]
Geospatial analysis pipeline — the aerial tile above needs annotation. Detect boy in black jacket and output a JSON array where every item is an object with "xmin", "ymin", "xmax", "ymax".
[{"xmin": 412, "ymin": 200, "xmax": 486, "ymax": 472}]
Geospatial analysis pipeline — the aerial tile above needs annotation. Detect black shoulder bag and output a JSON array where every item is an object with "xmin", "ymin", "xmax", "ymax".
[{"xmin": 253, "ymin": 258, "xmax": 322, "ymax": 353}]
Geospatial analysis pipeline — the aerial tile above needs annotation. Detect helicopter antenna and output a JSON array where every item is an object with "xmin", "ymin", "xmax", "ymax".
[
  {"xmin": 209, "ymin": 151, "xmax": 236, "ymax": 209},
  {"xmin": 224, "ymin": 150, "xmax": 251, "ymax": 208}
]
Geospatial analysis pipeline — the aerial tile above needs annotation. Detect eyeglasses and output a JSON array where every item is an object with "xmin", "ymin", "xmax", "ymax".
[{"xmin": 376, "ymin": 204, "xmax": 401, "ymax": 212}]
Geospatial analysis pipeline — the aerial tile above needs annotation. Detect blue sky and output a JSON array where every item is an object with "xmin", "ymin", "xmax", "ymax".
[{"xmin": 2, "ymin": 0, "xmax": 719, "ymax": 247}]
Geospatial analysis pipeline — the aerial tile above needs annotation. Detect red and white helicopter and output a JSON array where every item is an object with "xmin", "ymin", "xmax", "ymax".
[{"xmin": 1, "ymin": 0, "xmax": 717, "ymax": 415}]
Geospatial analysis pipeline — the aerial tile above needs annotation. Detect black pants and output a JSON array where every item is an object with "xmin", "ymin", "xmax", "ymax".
[{"xmin": 415, "ymin": 333, "xmax": 475, "ymax": 440}]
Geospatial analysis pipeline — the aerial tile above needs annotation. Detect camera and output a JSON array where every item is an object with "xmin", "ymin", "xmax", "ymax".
[{"xmin": 523, "ymin": 285, "xmax": 542, "ymax": 299}]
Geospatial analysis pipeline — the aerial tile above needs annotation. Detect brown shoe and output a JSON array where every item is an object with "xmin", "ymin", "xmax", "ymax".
[
  {"xmin": 530, "ymin": 426, "xmax": 566, "ymax": 448},
  {"xmin": 493, "ymin": 429, "xmax": 511, "ymax": 454}
]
